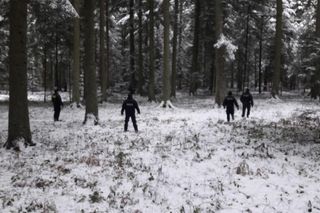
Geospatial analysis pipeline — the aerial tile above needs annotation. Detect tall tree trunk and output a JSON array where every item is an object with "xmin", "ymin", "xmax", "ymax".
[
  {"xmin": 83, "ymin": 0, "xmax": 99, "ymax": 124},
  {"xmin": 243, "ymin": 4, "xmax": 250, "ymax": 91},
  {"xmin": 314, "ymin": 0, "xmax": 320, "ymax": 96},
  {"xmin": 171, "ymin": 0, "xmax": 179, "ymax": 97},
  {"xmin": 177, "ymin": 0, "xmax": 183, "ymax": 90},
  {"xmin": 55, "ymin": 30, "xmax": 59, "ymax": 90},
  {"xmin": 148, "ymin": 0, "xmax": 156, "ymax": 101},
  {"xmin": 106, "ymin": 0, "xmax": 110, "ymax": 88},
  {"xmin": 214, "ymin": 0, "xmax": 226, "ymax": 106},
  {"xmin": 5, "ymin": 0, "xmax": 33, "ymax": 149},
  {"xmin": 271, "ymin": 0, "xmax": 283, "ymax": 98},
  {"xmin": 161, "ymin": 0, "xmax": 171, "ymax": 106},
  {"xmin": 100, "ymin": 0, "xmax": 107, "ymax": 102},
  {"xmin": 137, "ymin": 0, "xmax": 144, "ymax": 95},
  {"xmin": 129, "ymin": 0, "xmax": 135, "ymax": 92},
  {"xmin": 258, "ymin": 15, "xmax": 264, "ymax": 94},
  {"xmin": 43, "ymin": 46, "xmax": 47, "ymax": 102},
  {"xmin": 72, "ymin": 0, "xmax": 80, "ymax": 105},
  {"xmin": 190, "ymin": 0, "xmax": 201, "ymax": 95}
]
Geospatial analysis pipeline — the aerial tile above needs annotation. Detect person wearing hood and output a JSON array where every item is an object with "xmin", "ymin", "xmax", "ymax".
[
  {"xmin": 223, "ymin": 91, "xmax": 239, "ymax": 122},
  {"xmin": 240, "ymin": 88, "xmax": 254, "ymax": 118},
  {"xmin": 121, "ymin": 93, "xmax": 140, "ymax": 132}
]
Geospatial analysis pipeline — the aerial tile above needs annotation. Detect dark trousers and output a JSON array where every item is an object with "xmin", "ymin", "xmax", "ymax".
[
  {"xmin": 227, "ymin": 112, "xmax": 234, "ymax": 122},
  {"xmin": 242, "ymin": 105, "xmax": 251, "ymax": 118},
  {"xmin": 124, "ymin": 114, "xmax": 138, "ymax": 131},
  {"xmin": 54, "ymin": 109, "xmax": 61, "ymax": 121},
  {"xmin": 226, "ymin": 109, "xmax": 234, "ymax": 122}
]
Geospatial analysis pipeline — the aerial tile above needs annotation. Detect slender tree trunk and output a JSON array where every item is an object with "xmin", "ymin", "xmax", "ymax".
[
  {"xmin": 83, "ymin": 0, "xmax": 99, "ymax": 124},
  {"xmin": 171, "ymin": 0, "xmax": 179, "ymax": 97},
  {"xmin": 100, "ymin": 0, "xmax": 107, "ymax": 102},
  {"xmin": 177, "ymin": 0, "xmax": 183, "ymax": 90},
  {"xmin": 137, "ymin": 0, "xmax": 144, "ymax": 95},
  {"xmin": 258, "ymin": 15, "xmax": 263, "ymax": 94},
  {"xmin": 243, "ymin": 4, "xmax": 250, "ymax": 91},
  {"xmin": 190, "ymin": 0, "xmax": 201, "ymax": 95},
  {"xmin": 271, "ymin": 0, "xmax": 283, "ymax": 98},
  {"xmin": 72, "ymin": 0, "xmax": 80, "ymax": 105},
  {"xmin": 106, "ymin": 0, "xmax": 110, "ymax": 88},
  {"xmin": 148, "ymin": 0, "xmax": 156, "ymax": 101},
  {"xmin": 314, "ymin": 0, "xmax": 320, "ymax": 96},
  {"xmin": 43, "ymin": 46, "xmax": 47, "ymax": 102},
  {"xmin": 55, "ymin": 29, "xmax": 59, "ymax": 90},
  {"xmin": 5, "ymin": 0, "xmax": 33, "ymax": 149},
  {"xmin": 129, "ymin": 0, "xmax": 135, "ymax": 92},
  {"xmin": 214, "ymin": 0, "xmax": 226, "ymax": 106},
  {"xmin": 161, "ymin": 0, "xmax": 171, "ymax": 106}
]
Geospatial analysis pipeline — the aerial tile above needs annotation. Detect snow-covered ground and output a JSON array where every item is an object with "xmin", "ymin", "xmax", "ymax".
[{"xmin": 0, "ymin": 93, "xmax": 320, "ymax": 212}]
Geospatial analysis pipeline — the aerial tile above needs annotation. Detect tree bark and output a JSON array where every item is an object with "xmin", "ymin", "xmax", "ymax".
[
  {"xmin": 5, "ymin": 0, "xmax": 33, "ymax": 149},
  {"xmin": 162, "ymin": 0, "xmax": 171, "ymax": 106},
  {"xmin": 83, "ymin": 0, "xmax": 99, "ymax": 124},
  {"xmin": 106, "ymin": 0, "xmax": 110, "ymax": 88},
  {"xmin": 171, "ymin": 0, "xmax": 179, "ymax": 98},
  {"xmin": 148, "ymin": 0, "xmax": 156, "ymax": 101},
  {"xmin": 189, "ymin": 0, "xmax": 201, "ymax": 95},
  {"xmin": 137, "ymin": 0, "xmax": 144, "ymax": 95},
  {"xmin": 129, "ymin": 0, "xmax": 135, "ymax": 92},
  {"xmin": 258, "ymin": 15, "xmax": 264, "ymax": 94},
  {"xmin": 271, "ymin": 0, "xmax": 283, "ymax": 98},
  {"xmin": 100, "ymin": 0, "xmax": 107, "ymax": 102},
  {"xmin": 214, "ymin": 0, "xmax": 226, "ymax": 106}
]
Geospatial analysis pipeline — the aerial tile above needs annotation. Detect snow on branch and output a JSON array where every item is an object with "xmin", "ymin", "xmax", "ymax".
[
  {"xmin": 39, "ymin": 0, "xmax": 79, "ymax": 18},
  {"xmin": 214, "ymin": 34, "xmax": 238, "ymax": 61}
]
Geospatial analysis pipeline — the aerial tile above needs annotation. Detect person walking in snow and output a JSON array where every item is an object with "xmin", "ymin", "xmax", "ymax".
[
  {"xmin": 52, "ymin": 89, "xmax": 63, "ymax": 121},
  {"xmin": 223, "ymin": 91, "xmax": 239, "ymax": 122},
  {"xmin": 240, "ymin": 88, "xmax": 254, "ymax": 118},
  {"xmin": 121, "ymin": 93, "xmax": 140, "ymax": 132}
]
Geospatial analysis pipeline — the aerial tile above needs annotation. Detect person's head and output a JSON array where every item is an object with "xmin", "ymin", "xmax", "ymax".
[
  {"xmin": 127, "ymin": 93, "xmax": 133, "ymax": 100},
  {"xmin": 54, "ymin": 88, "xmax": 58, "ymax": 93},
  {"xmin": 245, "ymin": 88, "xmax": 250, "ymax": 93},
  {"xmin": 228, "ymin": 91, "xmax": 232, "ymax": 96}
]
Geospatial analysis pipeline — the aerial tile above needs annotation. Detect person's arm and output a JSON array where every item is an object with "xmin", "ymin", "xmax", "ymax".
[
  {"xmin": 250, "ymin": 94, "xmax": 254, "ymax": 107},
  {"xmin": 240, "ymin": 95, "xmax": 244, "ymax": 103},
  {"xmin": 223, "ymin": 98, "xmax": 226, "ymax": 108},
  {"xmin": 135, "ymin": 101, "xmax": 140, "ymax": 114},
  {"xmin": 59, "ymin": 95, "xmax": 63, "ymax": 106},
  {"xmin": 234, "ymin": 98, "xmax": 239, "ymax": 109},
  {"xmin": 121, "ymin": 101, "xmax": 125, "ymax": 115}
]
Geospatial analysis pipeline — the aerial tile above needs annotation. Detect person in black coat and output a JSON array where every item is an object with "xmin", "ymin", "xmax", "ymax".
[
  {"xmin": 52, "ymin": 89, "xmax": 63, "ymax": 121},
  {"xmin": 121, "ymin": 94, "xmax": 140, "ymax": 132},
  {"xmin": 223, "ymin": 91, "xmax": 239, "ymax": 122},
  {"xmin": 240, "ymin": 88, "xmax": 254, "ymax": 118}
]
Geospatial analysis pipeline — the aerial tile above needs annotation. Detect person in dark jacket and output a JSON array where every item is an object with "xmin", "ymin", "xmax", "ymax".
[
  {"xmin": 121, "ymin": 93, "xmax": 140, "ymax": 132},
  {"xmin": 52, "ymin": 89, "xmax": 63, "ymax": 121},
  {"xmin": 223, "ymin": 91, "xmax": 239, "ymax": 122},
  {"xmin": 240, "ymin": 88, "xmax": 254, "ymax": 118}
]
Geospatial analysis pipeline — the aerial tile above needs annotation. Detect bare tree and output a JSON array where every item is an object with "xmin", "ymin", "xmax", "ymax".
[
  {"xmin": 72, "ymin": 0, "xmax": 80, "ymax": 106},
  {"xmin": 148, "ymin": 0, "xmax": 156, "ymax": 101},
  {"xmin": 214, "ymin": 0, "xmax": 226, "ymax": 106},
  {"xmin": 83, "ymin": 0, "xmax": 99, "ymax": 124},
  {"xmin": 160, "ymin": 0, "xmax": 172, "ymax": 107},
  {"xmin": 5, "ymin": 0, "xmax": 34, "ymax": 149},
  {"xmin": 271, "ymin": 0, "xmax": 283, "ymax": 98}
]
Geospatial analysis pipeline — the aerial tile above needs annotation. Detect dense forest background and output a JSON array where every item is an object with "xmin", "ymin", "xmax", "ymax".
[
  {"xmin": 1, "ymin": 0, "xmax": 320, "ymax": 147},
  {"xmin": 0, "ymin": 0, "xmax": 319, "ymax": 100}
]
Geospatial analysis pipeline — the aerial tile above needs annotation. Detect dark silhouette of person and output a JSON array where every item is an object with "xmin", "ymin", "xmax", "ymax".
[
  {"xmin": 240, "ymin": 88, "xmax": 254, "ymax": 118},
  {"xmin": 52, "ymin": 89, "xmax": 63, "ymax": 121},
  {"xmin": 223, "ymin": 91, "xmax": 239, "ymax": 122},
  {"xmin": 121, "ymin": 93, "xmax": 140, "ymax": 132}
]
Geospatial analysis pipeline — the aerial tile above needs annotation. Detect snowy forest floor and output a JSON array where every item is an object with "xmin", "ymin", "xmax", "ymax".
[{"xmin": 0, "ymin": 92, "xmax": 320, "ymax": 213}]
